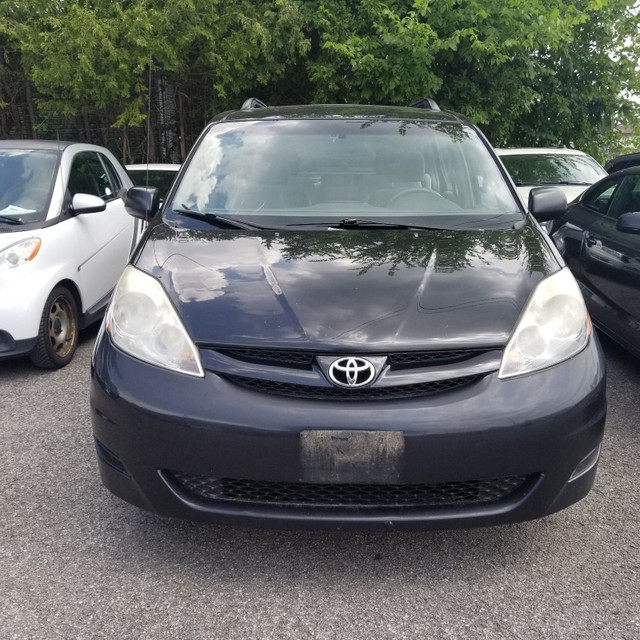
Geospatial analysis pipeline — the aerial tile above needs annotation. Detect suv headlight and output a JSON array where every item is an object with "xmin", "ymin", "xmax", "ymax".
[
  {"xmin": 499, "ymin": 268, "xmax": 590, "ymax": 379},
  {"xmin": 0, "ymin": 237, "xmax": 41, "ymax": 270},
  {"xmin": 106, "ymin": 265, "xmax": 204, "ymax": 377}
]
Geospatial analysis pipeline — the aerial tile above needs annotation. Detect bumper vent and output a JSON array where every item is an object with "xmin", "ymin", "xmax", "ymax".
[
  {"xmin": 95, "ymin": 439, "xmax": 129, "ymax": 477},
  {"xmin": 223, "ymin": 373, "xmax": 481, "ymax": 400},
  {"xmin": 168, "ymin": 472, "xmax": 529, "ymax": 508}
]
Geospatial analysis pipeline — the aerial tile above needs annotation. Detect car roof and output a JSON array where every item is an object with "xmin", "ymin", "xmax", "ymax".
[
  {"xmin": 496, "ymin": 148, "xmax": 591, "ymax": 156},
  {"xmin": 127, "ymin": 164, "xmax": 181, "ymax": 171},
  {"xmin": 211, "ymin": 103, "xmax": 466, "ymax": 124},
  {"xmin": 608, "ymin": 164, "xmax": 640, "ymax": 176},
  {"xmin": 0, "ymin": 139, "xmax": 76, "ymax": 151},
  {"xmin": 607, "ymin": 151, "xmax": 640, "ymax": 161}
]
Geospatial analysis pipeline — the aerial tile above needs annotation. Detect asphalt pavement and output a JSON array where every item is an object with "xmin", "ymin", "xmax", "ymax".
[{"xmin": 1, "ymin": 328, "xmax": 639, "ymax": 640}]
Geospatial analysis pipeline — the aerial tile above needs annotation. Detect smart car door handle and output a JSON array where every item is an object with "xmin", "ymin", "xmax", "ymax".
[{"xmin": 585, "ymin": 234, "xmax": 600, "ymax": 248}]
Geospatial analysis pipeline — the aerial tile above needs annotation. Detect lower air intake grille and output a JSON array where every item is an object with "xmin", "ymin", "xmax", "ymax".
[
  {"xmin": 168, "ymin": 472, "xmax": 529, "ymax": 508},
  {"xmin": 223, "ymin": 374, "xmax": 481, "ymax": 400}
]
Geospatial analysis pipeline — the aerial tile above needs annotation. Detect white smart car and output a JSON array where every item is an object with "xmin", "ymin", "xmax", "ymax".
[{"xmin": 0, "ymin": 140, "xmax": 145, "ymax": 368}]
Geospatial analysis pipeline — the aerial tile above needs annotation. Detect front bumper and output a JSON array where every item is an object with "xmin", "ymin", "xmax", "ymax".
[
  {"xmin": 90, "ymin": 335, "xmax": 606, "ymax": 530},
  {"xmin": 0, "ymin": 331, "xmax": 36, "ymax": 360}
]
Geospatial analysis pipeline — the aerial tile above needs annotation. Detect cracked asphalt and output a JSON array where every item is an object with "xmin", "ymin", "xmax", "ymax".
[{"xmin": 1, "ymin": 328, "xmax": 639, "ymax": 639}]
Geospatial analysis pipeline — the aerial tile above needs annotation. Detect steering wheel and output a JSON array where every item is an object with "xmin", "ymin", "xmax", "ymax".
[{"xmin": 388, "ymin": 188, "xmax": 441, "ymax": 207}]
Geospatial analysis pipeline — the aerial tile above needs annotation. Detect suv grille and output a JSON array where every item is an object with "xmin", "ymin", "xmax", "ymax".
[
  {"xmin": 168, "ymin": 472, "xmax": 529, "ymax": 508},
  {"xmin": 387, "ymin": 349, "xmax": 488, "ymax": 369},
  {"xmin": 217, "ymin": 348, "xmax": 314, "ymax": 368},
  {"xmin": 223, "ymin": 374, "xmax": 481, "ymax": 400},
  {"xmin": 215, "ymin": 348, "xmax": 493, "ymax": 370}
]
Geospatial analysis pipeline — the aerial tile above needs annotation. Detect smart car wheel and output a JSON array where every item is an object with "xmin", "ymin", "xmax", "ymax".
[{"xmin": 30, "ymin": 286, "xmax": 79, "ymax": 369}]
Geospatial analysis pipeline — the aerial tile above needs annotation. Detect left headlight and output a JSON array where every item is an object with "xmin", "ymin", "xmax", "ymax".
[
  {"xmin": 106, "ymin": 265, "xmax": 204, "ymax": 377},
  {"xmin": 499, "ymin": 268, "xmax": 591, "ymax": 379},
  {"xmin": 0, "ymin": 237, "xmax": 41, "ymax": 270}
]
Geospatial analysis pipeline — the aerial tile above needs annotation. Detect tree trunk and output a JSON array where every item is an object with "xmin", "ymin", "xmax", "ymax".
[
  {"xmin": 24, "ymin": 77, "xmax": 37, "ymax": 139},
  {"xmin": 178, "ymin": 92, "xmax": 187, "ymax": 161}
]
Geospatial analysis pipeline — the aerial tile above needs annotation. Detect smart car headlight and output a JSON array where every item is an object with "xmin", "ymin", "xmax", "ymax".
[
  {"xmin": 0, "ymin": 237, "xmax": 41, "ymax": 270},
  {"xmin": 499, "ymin": 268, "xmax": 590, "ymax": 379},
  {"xmin": 106, "ymin": 265, "xmax": 204, "ymax": 377}
]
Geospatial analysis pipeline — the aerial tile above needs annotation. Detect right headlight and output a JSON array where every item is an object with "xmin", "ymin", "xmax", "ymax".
[
  {"xmin": 499, "ymin": 268, "xmax": 591, "ymax": 379},
  {"xmin": 106, "ymin": 265, "xmax": 204, "ymax": 377}
]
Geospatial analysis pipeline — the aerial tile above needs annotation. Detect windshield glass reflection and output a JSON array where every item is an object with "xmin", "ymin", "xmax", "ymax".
[
  {"xmin": 170, "ymin": 120, "xmax": 520, "ymax": 228},
  {"xmin": 0, "ymin": 150, "xmax": 58, "ymax": 224}
]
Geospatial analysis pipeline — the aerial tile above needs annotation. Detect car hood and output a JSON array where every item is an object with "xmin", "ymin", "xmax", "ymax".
[{"xmin": 134, "ymin": 224, "xmax": 560, "ymax": 350}]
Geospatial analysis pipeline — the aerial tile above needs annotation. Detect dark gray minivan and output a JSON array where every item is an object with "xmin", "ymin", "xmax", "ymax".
[{"xmin": 90, "ymin": 102, "xmax": 606, "ymax": 530}]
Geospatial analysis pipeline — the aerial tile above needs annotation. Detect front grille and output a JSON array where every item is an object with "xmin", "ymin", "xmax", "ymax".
[
  {"xmin": 223, "ymin": 374, "xmax": 481, "ymax": 400},
  {"xmin": 168, "ymin": 471, "xmax": 529, "ymax": 508},
  {"xmin": 388, "ymin": 349, "xmax": 489, "ymax": 369},
  {"xmin": 213, "ymin": 348, "xmax": 494, "ymax": 371},
  {"xmin": 217, "ymin": 348, "xmax": 314, "ymax": 369}
]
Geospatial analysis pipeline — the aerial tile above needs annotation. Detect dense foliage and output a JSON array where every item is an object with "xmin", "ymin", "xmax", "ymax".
[{"xmin": 0, "ymin": 0, "xmax": 638, "ymax": 162}]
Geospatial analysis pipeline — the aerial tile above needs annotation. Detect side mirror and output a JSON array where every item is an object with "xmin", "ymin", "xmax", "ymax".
[
  {"xmin": 529, "ymin": 187, "xmax": 567, "ymax": 222},
  {"xmin": 125, "ymin": 186, "xmax": 159, "ymax": 222},
  {"xmin": 616, "ymin": 212, "xmax": 640, "ymax": 234},
  {"xmin": 72, "ymin": 193, "xmax": 106, "ymax": 214}
]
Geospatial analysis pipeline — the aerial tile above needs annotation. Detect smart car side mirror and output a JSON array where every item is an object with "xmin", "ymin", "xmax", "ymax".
[
  {"xmin": 529, "ymin": 187, "xmax": 567, "ymax": 222},
  {"xmin": 616, "ymin": 212, "xmax": 640, "ymax": 234},
  {"xmin": 71, "ymin": 193, "xmax": 106, "ymax": 214},
  {"xmin": 125, "ymin": 186, "xmax": 159, "ymax": 222}
]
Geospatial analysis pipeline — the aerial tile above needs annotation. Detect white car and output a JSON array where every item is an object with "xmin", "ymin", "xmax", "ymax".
[
  {"xmin": 126, "ymin": 163, "xmax": 180, "ymax": 202},
  {"xmin": 497, "ymin": 147, "xmax": 607, "ymax": 206},
  {"xmin": 0, "ymin": 140, "xmax": 144, "ymax": 368}
]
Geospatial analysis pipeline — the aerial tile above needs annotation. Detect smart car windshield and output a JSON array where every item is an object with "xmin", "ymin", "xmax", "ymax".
[
  {"xmin": 169, "ymin": 120, "xmax": 521, "ymax": 230},
  {"xmin": 500, "ymin": 153, "xmax": 606, "ymax": 186},
  {"xmin": 0, "ymin": 149, "xmax": 58, "ymax": 226}
]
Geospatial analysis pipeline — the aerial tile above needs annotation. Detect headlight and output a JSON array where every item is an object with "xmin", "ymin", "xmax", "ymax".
[
  {"xmin": 0, "ymin": 237, "xmax": 41, "ymax": 270},
  {"xmin": 499, "ymin": 268, "xmax": 590, "ymax": 379},
  {"xmin": 106, "ymin": 265, "xmax": 204, "ymax": 377}
]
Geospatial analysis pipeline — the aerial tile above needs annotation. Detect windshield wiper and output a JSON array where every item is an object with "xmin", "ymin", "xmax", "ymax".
[
  {"xmin": 173, "ymin": 206, "xmax": 269, "ymax": 230},
  {"xmin": 0, "ymin": 215, "xmax": 25, "ymax": 225},
  {"xmin": 528, "ymin": 181, "xmax": 591, "ymax": 186},
  {"xmin": 286, "ymin": 218, "xmax": 447, "ymax": 231}
]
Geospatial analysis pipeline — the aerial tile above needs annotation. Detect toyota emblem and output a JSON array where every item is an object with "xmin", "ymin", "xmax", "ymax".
[{"xmin": 328, "ymin": 357, "xmax": 376, "ymax": 388}]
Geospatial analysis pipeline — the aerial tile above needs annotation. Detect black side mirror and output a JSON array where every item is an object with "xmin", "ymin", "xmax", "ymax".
[
  {"xmin": 71, "ymin": 193, "xmax": 106, "ymax": 214},
  {"xmin": 529, "ymin": 186, "xmax": 567, "ymax": 222},
  {"xmin": 616, "ymin": 212, "xmax": 640, "ymax": 234},
  {"xmin": 125, "ymin": 186, "xmax": 159, "ymax": 222}
]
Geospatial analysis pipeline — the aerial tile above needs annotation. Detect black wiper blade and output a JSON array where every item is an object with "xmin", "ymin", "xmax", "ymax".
[
  {"xmin": 0, "ymin": 214, "xmax": 25, "ymax": 225},
  {"xmin": 537, "ymin": 181, "xmax": 591, "ymax": 186},
  {"xmin": 287, "ymin": 218, "xmax": 445, "ymax": 231},
  {"xmin": 173, "ymin": 206, "xmax": 268, "ymax": 230}
]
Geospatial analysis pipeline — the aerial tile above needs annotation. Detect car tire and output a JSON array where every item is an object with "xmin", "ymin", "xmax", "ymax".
[{"xmin": 30, "ymin": 286, "xmax": 79, "ymax": 369}]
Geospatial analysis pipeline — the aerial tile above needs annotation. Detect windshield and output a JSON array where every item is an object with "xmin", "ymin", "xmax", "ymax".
[
  {"xmin": 0, "ymin": 149, "xmax": 59, "ymax": 226},
  {"xmin": 500, "ymin": 153, "xmax": 606, "ymax": 186},
  {"xmin": 169, "ymin": 120, "xmax": 521, "ymax": 230}
]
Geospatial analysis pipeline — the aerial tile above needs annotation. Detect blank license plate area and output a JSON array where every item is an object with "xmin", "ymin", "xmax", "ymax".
[{"xmin": 300, "ymin": 430, "xmax": 404, "ymax": 484}]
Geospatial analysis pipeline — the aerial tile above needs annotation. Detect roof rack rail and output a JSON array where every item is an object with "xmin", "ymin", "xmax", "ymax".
[
  {"xmin": 241, "ymin": 98, "xmax": 268, "ymax": 111},
  {"xmin": 409, "ymin": 98, "xmax": 440, "ymax": 111}
]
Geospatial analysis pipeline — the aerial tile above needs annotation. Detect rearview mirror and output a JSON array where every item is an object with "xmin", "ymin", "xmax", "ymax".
[
  {"xmin": 125, "ymin": 186, "xmax": 159, "ymax": 222},
  {"xmin": 616, "ymin": 212, "xmax": 640, "ymax": 234},
  {"xmin": 529, "ymin": 187, "xmax": 567, "ymax": 222},
  {"xmin": 72, "ymin": 193, "xmax": 106, "ymax": 214}
]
